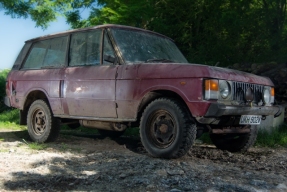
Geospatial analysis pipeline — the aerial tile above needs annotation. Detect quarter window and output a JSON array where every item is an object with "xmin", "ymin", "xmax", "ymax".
[
  {"xmin": 22, "ymin": 36, "xmax": 68, "ymax": 69},
  {"xmin": 69, "ymin": 30, "xmax": 102, "ymax": 66},
  {"xmin": 103, "ymin": 31, "xmax": 116, "ymax": 65}
]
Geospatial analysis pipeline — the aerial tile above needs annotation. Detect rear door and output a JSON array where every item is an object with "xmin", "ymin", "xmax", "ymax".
[{"xmin": 63, "ymin": 29, "xmax": 118, "ymax": 118}]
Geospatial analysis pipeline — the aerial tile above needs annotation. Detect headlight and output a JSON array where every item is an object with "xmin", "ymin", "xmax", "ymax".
[
  {"xmin": 263, "ymin": 86, "xmax": 274, "ymax": 104},
  {"xmin": 219, "ymin": 80, "xmax": 230, "ymax": 99}
]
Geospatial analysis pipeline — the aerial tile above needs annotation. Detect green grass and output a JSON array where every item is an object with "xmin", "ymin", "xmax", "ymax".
[
  {"xmin": 198, "ymin": 125, "xmax": 287, "ymax": 148},
  {"xmin": 22, "ymin": 139, "xmax": 48, "ymax": 150},
  {"xmin": 124, "ymin": 127, "xmax": 140, "ymax": 137},
  {"xmin": 255, "ymin": 125, "xmax": 287, "ymax": 147},
  {"xmin": 198, "ymin": 132, "xmax": 212, "ymax": 144},
  {"xmin": 0, "ymin": 109, "xmax": 25, "ymax": 130},
  {"xmin": 0, "ymin": 149, "xmax": 9, "ymax": 153}
]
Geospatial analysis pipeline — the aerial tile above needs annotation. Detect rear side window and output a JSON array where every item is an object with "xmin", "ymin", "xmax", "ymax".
[
  {"xmin": 22, "ymin": 36, "xmax": 68, "ymax": 69},
  {"xmin": 69, "ymin": 30, "xmax": 102, "ymax": 66}
]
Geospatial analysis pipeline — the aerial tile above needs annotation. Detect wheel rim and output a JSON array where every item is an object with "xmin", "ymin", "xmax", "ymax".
[
  {"xmin": 147, "ymin": 110, "xmax": 177, "ymax": 149},
  {"xmin": 31, "ymin": 108, "xmax": 47, "ymax": 136}
]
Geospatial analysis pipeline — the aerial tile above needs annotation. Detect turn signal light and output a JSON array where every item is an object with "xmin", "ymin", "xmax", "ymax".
[{"xmin": 204, "ymin": 79, "xmax": 218, "ymax": 100}]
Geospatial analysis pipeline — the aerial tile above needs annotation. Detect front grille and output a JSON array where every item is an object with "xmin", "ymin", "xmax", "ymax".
[{"xmin": 232, "ymin": 82, "xmax": 264, "ymax": 104}]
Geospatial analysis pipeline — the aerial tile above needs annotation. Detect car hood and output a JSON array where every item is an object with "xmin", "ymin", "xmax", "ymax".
[{"xmin": 137, "ymin": 63, "xmax": 273, "ymax": 86}]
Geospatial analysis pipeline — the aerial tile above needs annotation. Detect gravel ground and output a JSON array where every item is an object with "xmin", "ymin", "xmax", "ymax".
[{"xmin": 0, "ymin": 129, "xmax": 286, "ymax": 192}]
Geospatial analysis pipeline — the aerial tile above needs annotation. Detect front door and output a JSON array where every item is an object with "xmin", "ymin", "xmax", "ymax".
[{"xmin": 63, "ymin": 29, "xmax": 118, "ymax": 118}]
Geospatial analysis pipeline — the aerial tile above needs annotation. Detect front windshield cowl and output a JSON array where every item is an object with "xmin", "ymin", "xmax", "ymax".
[
  {"xmin": 110, "ymin": 28, "xmax": 188, "ymax": 64},
  {"xmin": 145, "ymin": 58, "xmax": 174, "ymax": 63}
]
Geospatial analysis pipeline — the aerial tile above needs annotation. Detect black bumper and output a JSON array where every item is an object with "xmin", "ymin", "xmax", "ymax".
[
  {"xmin": 205, "ymin": 103, "xmax": 283, "ymax": 118},
  {"xmin": 4, "ymin": 96, "xmax": 11, "ymax": 107}
]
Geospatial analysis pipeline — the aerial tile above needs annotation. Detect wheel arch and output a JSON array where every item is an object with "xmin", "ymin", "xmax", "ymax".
[
  {"xmin": 135, "ymin": 90, "xmax": 192, "ymax": 126},
  {"xmin": 20, "ymin": 90, "xmax": 50, "ymax": 125}
]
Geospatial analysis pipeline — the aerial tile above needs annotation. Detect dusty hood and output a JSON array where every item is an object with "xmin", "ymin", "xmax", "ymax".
[{"xmin": 137, "ymin": 63, "xmax": 273, "ymax": 86}]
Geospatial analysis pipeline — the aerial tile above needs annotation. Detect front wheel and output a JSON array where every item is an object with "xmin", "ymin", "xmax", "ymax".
[
  {"xmin": 27, "ymin": 100, "xmax": 60, "ymax": 143},
  {"xmin": 140, "ymin": 98, "xmax": 197, "ymax": 159},
  {"xmin": 210, "ymin": 125, "xmax": 258, "ymax": 152}
]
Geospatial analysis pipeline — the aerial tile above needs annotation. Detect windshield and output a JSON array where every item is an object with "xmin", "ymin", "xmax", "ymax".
[{"xmin": 110, "ymin": 28, "xmax": 188, "ymax": 64}]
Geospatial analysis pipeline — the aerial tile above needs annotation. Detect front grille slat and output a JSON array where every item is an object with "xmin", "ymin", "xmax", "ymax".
[{"xmin": 231, "ymin": 82, "xmax": 264, "ymax": 105}]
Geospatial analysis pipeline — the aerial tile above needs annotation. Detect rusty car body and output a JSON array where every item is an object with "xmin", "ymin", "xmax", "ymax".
[{"xmin": 4, "ymin": 24, "xmax": 283, "ymax": 158}]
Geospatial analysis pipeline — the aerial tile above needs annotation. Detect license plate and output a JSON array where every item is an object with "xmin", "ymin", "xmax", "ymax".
[{"xmin": 239, "ymin": 115, "xmax": 261, "ymax": 125}]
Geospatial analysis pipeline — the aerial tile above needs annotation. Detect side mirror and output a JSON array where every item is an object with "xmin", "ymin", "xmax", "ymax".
[{"xmin": 104, "ymin": 54, "xmax": 116, "ymax": 63}]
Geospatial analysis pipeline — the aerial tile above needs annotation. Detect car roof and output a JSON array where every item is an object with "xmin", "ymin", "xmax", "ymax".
[{"xmin": 26, "ymin": 24, "xmax": 173, "ymax": 43}]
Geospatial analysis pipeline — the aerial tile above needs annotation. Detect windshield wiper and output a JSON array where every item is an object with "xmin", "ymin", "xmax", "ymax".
[{"xmin": 145, "ymin": 58, "xmax": 174, "ymax": 63}]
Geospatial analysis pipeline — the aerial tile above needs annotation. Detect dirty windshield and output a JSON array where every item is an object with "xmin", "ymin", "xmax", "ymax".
[{"xmin": 110, "ymin": 28, "xmax": 188, "ymax": 64}]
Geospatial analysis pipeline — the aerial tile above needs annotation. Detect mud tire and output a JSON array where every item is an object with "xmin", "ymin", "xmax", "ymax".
[
  {"xmin": 210, "ymin": 125, "xmax": 258, "ymax": 152},
  {"xmin": 140, "ymin": 98, "xmax": 196, "ymax": 159},
  {"xmin": 27, "ymin": 100, "xmax": 60, "ymax": 143}
]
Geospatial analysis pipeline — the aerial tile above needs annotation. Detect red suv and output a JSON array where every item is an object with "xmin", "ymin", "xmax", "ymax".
[{"xmin": 4, "ymin": 25, "xmax": 282, "ymax": 158}]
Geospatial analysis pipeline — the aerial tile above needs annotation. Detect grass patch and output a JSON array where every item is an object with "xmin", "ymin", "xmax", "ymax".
[
  {"xmin": 60, "ymin": 143, "xmax": 68, "ymax": 151},
  {"xmin": 28, "ymin": 143, "xmax": 48, "ymax": 150},
  {"xmin": 0, "ymin": 109, "xmax": 25, "ymax": 130},
  {"xmin": 197, "ymin": 125, "xmax": 287, "ymax": 148},
  {"xmin": 255, "ymin": 125, "xmax": 287, "ymax": 147},
  {"xmin": 22, "ymin": 139, "xmax": 48, "ymax": 150},
  {"xmin": 0, "ymin": 122, "xmax": 26, "ymax": 130},
  {"xmin": 124, "ymin": 127, "xmax": 139, "ymax": 137},
  {"xmin": 0, "ymin": 149, "xmax": 9, "ymax": 153},
  {"xmin": 197, "ymin": 132, "xmax": 212, "ymax": 144},
  {"xmin": 0, "ymin": 109, "xmax": 19, "ymax": 122}
]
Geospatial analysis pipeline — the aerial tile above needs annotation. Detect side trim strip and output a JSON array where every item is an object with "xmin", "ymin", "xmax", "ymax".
[{"xmin": 54, "ymin": 114, "xmax": 136, "ymax": 122}]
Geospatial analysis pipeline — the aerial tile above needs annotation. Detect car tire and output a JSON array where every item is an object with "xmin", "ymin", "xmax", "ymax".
[
  {"xmin": 98, "ymin": 129, "xmax": 125, "ymax": 139},
  {"xmin": 210, "ymin": 125, "xmax": 258, "ymax": 152},
  {"xmin": 27, "ymin": 100, "xmax": 60, "ymax": 143},
  {"xmin": 140, "ymin": 98, "xmax": 197, "ymax": 159}
]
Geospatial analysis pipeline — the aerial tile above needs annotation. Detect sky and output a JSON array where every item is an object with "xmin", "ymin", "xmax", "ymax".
[{"xmin": 0, "ymin": 14, "xmax": 71, "ymax": 70}]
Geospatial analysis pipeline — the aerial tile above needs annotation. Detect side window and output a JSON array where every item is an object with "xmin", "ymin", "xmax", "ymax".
[
  {"xmin": 22, "ymin": 41, "xmax": 48, "ymax": 69},
  {"xmin": 69, "ymin": 30, "xmax": 101, "ymax": 66},
  {"xmin": 43, "ymin": 37, "xmax": 68, "ymax": 67},
  {"xmin": 22, "ymin": 36, "xmax": 68, "ymax": 69},
  {"xmin": 103, "ymin": 31, "xmax": 116, "ymax": 65}
]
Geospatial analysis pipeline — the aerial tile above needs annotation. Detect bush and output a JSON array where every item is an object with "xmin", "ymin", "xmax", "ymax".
[
  {"xmin": 255, "ymin": 125, "xmax": 287, "ymax": 147},
  {"xmin": 0, "ymin": 70, "xmax": 10, "ymax": 112}
]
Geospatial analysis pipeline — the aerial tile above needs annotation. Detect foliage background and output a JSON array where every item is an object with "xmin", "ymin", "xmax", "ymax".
[
  {"xmin": 1, "ymin": 0, "xmax": 287, "ymax": 146},
  {"xmin": 1, "ymin": 0, "xmax": 287, "ymax": 67}
]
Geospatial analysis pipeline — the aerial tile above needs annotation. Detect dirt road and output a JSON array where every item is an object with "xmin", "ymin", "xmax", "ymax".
[{"xmin": 0, "ymin": 129, "xmax": 286, "ymax": 192}]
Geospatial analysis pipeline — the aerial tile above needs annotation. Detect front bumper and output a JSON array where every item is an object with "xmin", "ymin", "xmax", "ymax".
[
  {"xmin": 204, "ymin": 103, "xmax": 283, "ymax": 118},
  {"xmin": 4, "ymin": 96, "xmax": 11, "ymax": 107}
]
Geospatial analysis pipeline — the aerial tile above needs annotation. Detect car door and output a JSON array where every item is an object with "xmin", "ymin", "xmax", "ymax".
[{"xmin": 63, "ymin": 29, "xmax": 118, "ymax": 118}]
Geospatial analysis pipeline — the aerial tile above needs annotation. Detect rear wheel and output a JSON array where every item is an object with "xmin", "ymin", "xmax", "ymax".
[
  {"xmin": 140, "ymin": 98, "xmax": 196, "ymax": 159},
  {"xmin": 27, "ymin": 100, "xmax": 60, "ymax": 143},
  {"xmin": 210, "ymin": 125, "xmax": 258, "ymax": 152}
]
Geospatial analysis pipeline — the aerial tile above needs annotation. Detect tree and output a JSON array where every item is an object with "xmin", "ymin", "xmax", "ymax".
[
  {"xmin": 0, "ymin": 0, "xmax": 96, "ymax": 28},
  {"xmin": 2, "ymin": 0, "xmax": 287, "ymax": 66}
]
